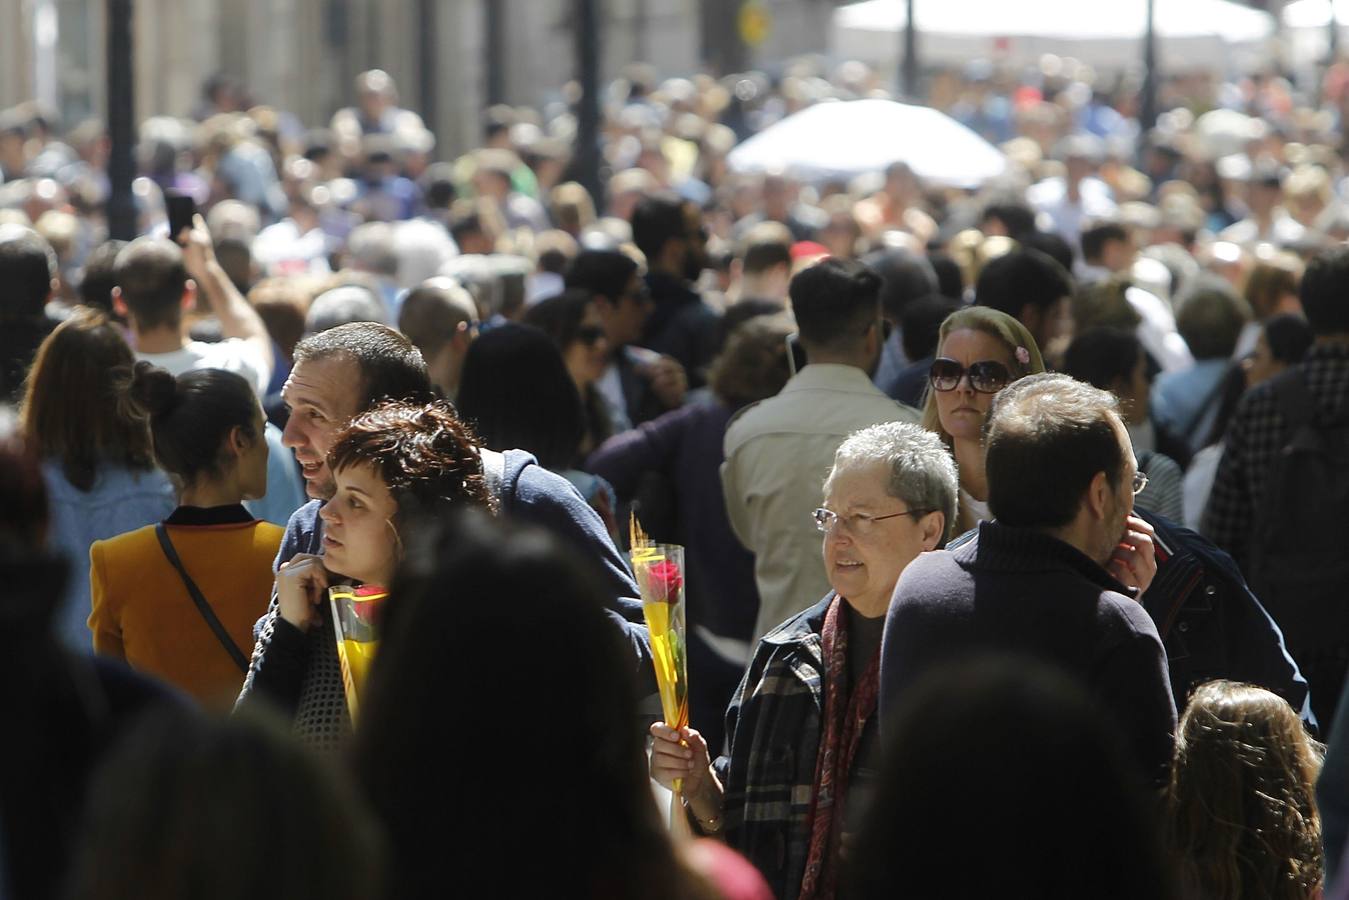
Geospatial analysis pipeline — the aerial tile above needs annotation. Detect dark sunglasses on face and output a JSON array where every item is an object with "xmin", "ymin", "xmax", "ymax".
[
  {"xmin": 928, "ymin": 358, "xmax": 1012, "ymax": 394},
  {"xmin": 576, "ymin": 325, "xmax": 606, "ymax": 346}
]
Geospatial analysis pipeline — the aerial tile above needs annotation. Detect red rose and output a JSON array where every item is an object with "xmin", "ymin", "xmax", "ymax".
[
  {"xmin": 350, "ymin": 585, "xmax": 389, "ymax": 626},
  {"xmin": 648, "ymin": 560, "xmax": 683, "ymax": 604}
]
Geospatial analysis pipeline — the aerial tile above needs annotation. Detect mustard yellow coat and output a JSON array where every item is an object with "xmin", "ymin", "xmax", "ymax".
[{"xmin": 89, "ymin": 512, "xmax": 283, "ymax": 709}]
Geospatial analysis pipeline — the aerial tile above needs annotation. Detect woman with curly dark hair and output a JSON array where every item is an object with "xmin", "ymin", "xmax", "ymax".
[
  {"xmin": 1169, "ymin": 680, "xmax": 1323, "ymax": 900},
  {"xmin": 273, "ymin": 399, "xmax": 494, "ymax": 631},
  {"xmin": 244, "ymin": 400, "xmax": 494, "ymax": 737}
]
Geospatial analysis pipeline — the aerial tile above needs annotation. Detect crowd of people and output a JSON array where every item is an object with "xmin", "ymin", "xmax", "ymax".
[{"xmin": 3, "ymin": 49, "xmax": 1349, "ymax": 900}]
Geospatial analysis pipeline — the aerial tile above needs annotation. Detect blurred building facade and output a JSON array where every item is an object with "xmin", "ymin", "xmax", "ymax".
[{"xmin": 1, "ymin": 0, "xmax": 846, "ymax": 156}]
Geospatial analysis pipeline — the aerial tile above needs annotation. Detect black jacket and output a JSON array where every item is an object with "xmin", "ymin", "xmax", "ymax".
[
  {"xmin": 1136, "ymin": 508, "xmax": 1310, "ymax": 723},
  {"xmin": 642, "ymin": 271, "xmax": 721, "ymax": 389}
]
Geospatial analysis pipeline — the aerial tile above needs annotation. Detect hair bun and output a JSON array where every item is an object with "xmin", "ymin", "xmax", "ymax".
[{"xmin": 128, "ymin": 361, "xmax": 178, "ymax": 418}]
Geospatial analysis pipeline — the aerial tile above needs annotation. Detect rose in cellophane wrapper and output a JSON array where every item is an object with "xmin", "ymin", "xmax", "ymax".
[
  {"xmin": 630, "ymin": 516, "xmax": 689, "ymax": 801},
  {"xmin": 329, "ymin": 584, "xmax": 389, "ymax": 724},
  {"xmin": 637, "ymin": 551, "xmax": 688, "ymax": 734}
]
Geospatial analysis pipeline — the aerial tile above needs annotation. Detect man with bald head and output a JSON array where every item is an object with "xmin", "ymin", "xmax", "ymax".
[{"xmin": 397, "ymin": 277, "xmax": 479, "ymax": 399}]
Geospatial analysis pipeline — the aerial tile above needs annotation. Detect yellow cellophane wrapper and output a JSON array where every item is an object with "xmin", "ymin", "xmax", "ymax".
[
  {"xmin": 631, "ymin": 515, "xmax": 689, "ymax": 802},
  {"xmin": 329, "ymin": 584, "xmax": 388, "ymax": 725}
]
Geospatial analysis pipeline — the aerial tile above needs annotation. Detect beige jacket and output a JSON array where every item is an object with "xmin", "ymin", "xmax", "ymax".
[{"xmin": 721, "ymin": 364, "xmax": 919, "ymax": 643}]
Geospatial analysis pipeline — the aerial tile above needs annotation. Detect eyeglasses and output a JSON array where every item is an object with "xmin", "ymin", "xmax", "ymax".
[
  {"xmin": 928, "ymin": 358, "xmax": 1012, "ymax": 394},
  {"xmin": 1132, "ymin": 470, "xmax": 1148, "ymax": 496},
  {"xmin": 812, "ymin": 506, "xmax": 932, "ymax": 536},
  {"xmin": 576, "ymin": 325, "xmax": 606, "ymax": 346}
]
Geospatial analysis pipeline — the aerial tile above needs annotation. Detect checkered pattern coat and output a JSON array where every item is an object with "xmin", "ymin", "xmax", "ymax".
[
  {"xmin": 712, "ymin": 595, "xmax": 831, "ymax": 900},
  {"xmin": 1203, "ymin": 343, "xmax": 1349, "ymax": 572}
]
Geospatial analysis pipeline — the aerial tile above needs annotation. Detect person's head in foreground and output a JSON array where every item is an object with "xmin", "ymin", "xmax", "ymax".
[
  {"xmin": 354, "ymin": 510, "xmax": 715, "ymax": 900},
  {"xmin": 816, "ymin": 421, "xmax": 957, "ymax": 619},
  {"xmin": 985, "ymin": 373, "xmax": 1147, "ymax": 583},
  {"xmin": 1168, "ymin": 680, "xmax": 1322, "ymax": 900},
  {"xmin": 279, "ymin": 321, "xmax": 432, "ymax": 500},
  {"xmin": 64, "ymin": 709, "xmax": 383, "ymax": 900},
  {"xmin": 849, "ymin": 655, "xmax": 1176, "ymax": 900}
]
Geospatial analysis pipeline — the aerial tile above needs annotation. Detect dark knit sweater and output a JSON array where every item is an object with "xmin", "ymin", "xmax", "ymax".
[{"xmin": 880, "ymin": 521, "xmax": 1177, "ymax": 785}]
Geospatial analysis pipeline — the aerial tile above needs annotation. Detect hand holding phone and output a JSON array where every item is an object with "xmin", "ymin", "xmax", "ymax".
[{"xmin": 165, "ymin": 190, "xmax": 197, "ymax": 246}]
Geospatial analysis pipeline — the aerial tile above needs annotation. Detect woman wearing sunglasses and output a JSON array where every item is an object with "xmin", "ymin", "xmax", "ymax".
[
  {"xmin": 920, "ymin": 306, "xmax": 1046, "ymax": 534},
  {"xmin": 524, "ymin": 288, "xmax": 614, "ymax": 456}
]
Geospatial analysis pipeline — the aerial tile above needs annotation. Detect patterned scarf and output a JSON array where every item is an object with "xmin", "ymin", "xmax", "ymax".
[{"xmin": 798, "ymin": 595, "xmax": 880, "ymax": 900}]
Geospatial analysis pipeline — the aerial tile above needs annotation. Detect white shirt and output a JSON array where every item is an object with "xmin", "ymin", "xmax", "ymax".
[
  {"xmin": 137, "ymin": 339, "xmax": 270, "ymax": 397},
  {"xmin": 1126, "ymin": 286, "xmax": 1194, "ymax": 374},
  {"xmin": 960, "ymin": 487, "xmax": 991, "ymax": 525},
  {"xmin": 721, "ymin": 364, "xmax": 920, "ymax": 643},
  {"xmin": 252, "ymin": 219, "xmax": 332, "ymax": 278}
]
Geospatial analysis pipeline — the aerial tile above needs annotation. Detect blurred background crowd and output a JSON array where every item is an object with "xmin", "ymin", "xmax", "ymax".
[{"xmin": 4, "ymin": 0, "xmax": 1349, "ymax": 898}]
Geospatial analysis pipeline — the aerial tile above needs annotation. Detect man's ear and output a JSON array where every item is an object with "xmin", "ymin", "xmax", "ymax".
[
  {"xmin": 920, "ymin": 510, "xmax": 946, "ymax": 551},
  {"xmin": 865, "ymin": 318, "xmax": 882, "ymax": 357},
  {"xmin": 451, "ymin": 321, "xmax": 475, "ymax": 350},
  {"xmin": 112, "ymin": 286, "xmax": 129, "ymax": 319},
  {"xmin": 1085, "ymin": 471, "xmax": 1111, "ymax": 520},
  {"xmin": 182, "ymin": 279, "xmax": 197, "ymax": 310}
]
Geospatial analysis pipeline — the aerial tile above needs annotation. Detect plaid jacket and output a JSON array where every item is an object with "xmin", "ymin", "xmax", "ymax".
[
  {"xmin": 1204, "ymin": 343, "xmax": 1349, "ymax": 572},
  {"xmin": 713, "ymin": 595, "xmax": 831, "ymax": 900}
]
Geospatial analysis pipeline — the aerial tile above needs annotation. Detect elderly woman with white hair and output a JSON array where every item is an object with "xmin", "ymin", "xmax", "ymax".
[{"xmin": 650, "ymin": 421, "xmax": 957, "ymax": 900}]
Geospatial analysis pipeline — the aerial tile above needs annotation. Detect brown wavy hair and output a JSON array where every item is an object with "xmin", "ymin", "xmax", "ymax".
[
  {"xmin": 708, "ymin": 313, "xmax": 795, "ymax": 409},
  {"xmin": 327, "ymin": 400, "xmax": 497, "ymax": 523},
  {"xmin": 20, "ymin": 308, "xmax": 154, "ymax": 492},
  {"xmin": 1168, "ymin": 680, "xmax": 1323, "ymax": 900}
]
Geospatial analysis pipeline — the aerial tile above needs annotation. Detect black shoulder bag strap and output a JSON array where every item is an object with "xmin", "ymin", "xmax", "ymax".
[{"xmin": 155, "ymin": 523, "xmax": 250, "ymax": 673}]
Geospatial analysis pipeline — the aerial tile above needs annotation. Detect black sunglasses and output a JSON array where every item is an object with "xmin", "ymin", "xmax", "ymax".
[
  {"xmin": 929, "ymin": 358, "xmax": 1012, "ymax": 394},
  {"xmin": 576, "ymin": 324, "xmax": 606, "ymax": 346}
]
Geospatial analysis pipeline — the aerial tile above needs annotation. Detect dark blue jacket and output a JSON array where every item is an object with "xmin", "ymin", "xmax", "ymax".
[
  {"xmin": 642, "ymin": 271, "xmax": 721, "ymax": 389},
  {"xmin": 1136, "ymin": 508, "xmax": 1309, "ymax": 723},
  {"xmin": 882, "ymin": 521, "xmax": 1177, "ymax": 786},
  {"xmin": 587, "ymin": 400, "xmax": 759, "ymax": 643},
  {"xmin": 938, "ymin": 510, "xmax": 1310, "ymax": 728}
]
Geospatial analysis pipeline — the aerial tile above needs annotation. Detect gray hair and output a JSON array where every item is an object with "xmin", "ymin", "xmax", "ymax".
[
  {"xmin": 825, "ymin": 421, "xmax": 959, "ymax": 540},
  {"xmin": 305, "ymin": 285, "xmax": 386, "ymax": 335},
  {"xmin": 347, "ymin": 222, "xmax": 399, "ymax": 277}
]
